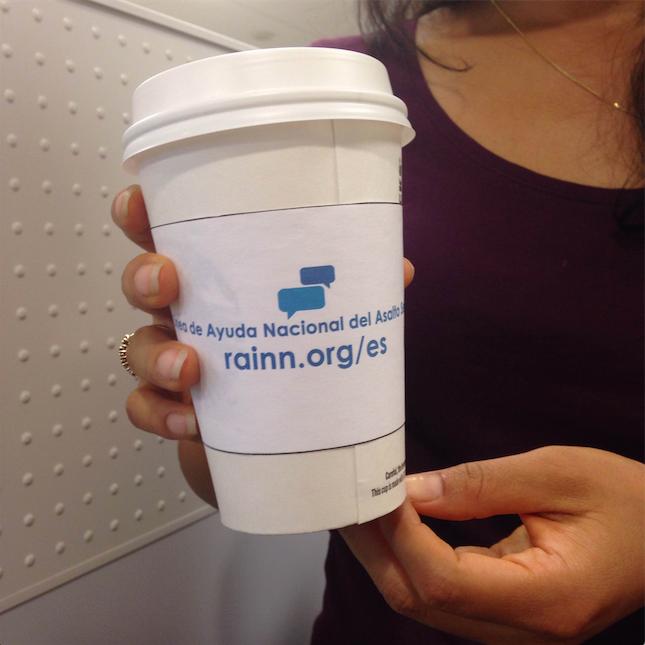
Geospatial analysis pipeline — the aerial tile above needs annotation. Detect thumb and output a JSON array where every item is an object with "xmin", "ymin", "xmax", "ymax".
[
  {"xmin": 405, "ymin": 446, "xmax": 598, "ymax": 521},
  {"xmin": 403, "ymin": 257, "xmax": 415, "ymax": 289}
]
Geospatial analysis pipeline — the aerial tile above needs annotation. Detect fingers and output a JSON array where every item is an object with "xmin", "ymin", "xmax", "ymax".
[
  {"xmin": 393, "ymin": 451, "xmax": 640, "ymax": 634},
  {"xmin": 126, "ymin": 379, "xmax": 200, "ymax": 440},
  {"xmin": 378, "ymin": 501, "xmax": 464, "ymax": 611},
  {"xmin": 340, "ymin": 521, "xmax": 420, "ymax": 617},
  {"xmin": 340, "ymin": 515, "xmax": 539, "ymax": 644},
  {"xmin": 378, "ymin": 500, "xmax": 540, "ymax": 627},
  {"xmin": 453, "ymin": 545, "xmax": 499, "ymax": 558},
  {"xmin": 405, "ymin": 446, "xmax": 599, "ymax": 521},
  {"xmin": 112, "ymin": 185, "xmax": 156, "ymax": 252},
  {"xmin": 489, "ymin": 525, "xmax": 533, "ymax": 557},
  {"xmin": 122, "ymin": 252, "xmax": 179, "ymax": 318},
  {"xmin": 125, "ymin": 324, "xmax": 200, "ymax": 392},
  {"xmin": 454, "ymin": 525, "xmax": 532, "ymax": 558}
]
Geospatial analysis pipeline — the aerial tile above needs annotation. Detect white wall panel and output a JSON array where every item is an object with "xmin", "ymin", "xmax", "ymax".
[
  {"xmin": 0, "ymin": 0, "xmax": 242, "ymax": 614},
  {"xmin": 1, "ymin": 6, "xmax": 327, "ymax": 643},
  {"xmin": 0, "ymin": 514, "xmax": 328, "ymax": 645}
]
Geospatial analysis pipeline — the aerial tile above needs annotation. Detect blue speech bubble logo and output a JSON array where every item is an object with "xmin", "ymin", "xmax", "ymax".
[
  {"xmin": 278, "ymin": 286, "xmax": 325, "ymax": 319},
  {"xmin": 300, "ymin": 265, "xmax": 335, "ymax": 289}
]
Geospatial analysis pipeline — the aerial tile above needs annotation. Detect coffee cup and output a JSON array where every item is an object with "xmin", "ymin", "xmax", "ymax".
[{"xmin": 123, "ymin": 47, "xmax": 415, "ymax": 534}]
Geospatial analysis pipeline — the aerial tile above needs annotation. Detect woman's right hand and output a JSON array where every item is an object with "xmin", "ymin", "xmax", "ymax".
[{"xmin": 111, "ymin": 185, "xmax": 217, "ymax": 507}]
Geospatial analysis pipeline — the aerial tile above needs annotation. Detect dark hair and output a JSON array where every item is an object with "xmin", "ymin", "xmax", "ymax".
[{"xmin": 358, "ymin": 0, "xmax": 644, "ymax": 227}]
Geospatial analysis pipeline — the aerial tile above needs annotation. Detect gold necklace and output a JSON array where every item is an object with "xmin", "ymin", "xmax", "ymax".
[{"xmin": 489, "ymin": 0, "xmax": 630, "ymax": 115}]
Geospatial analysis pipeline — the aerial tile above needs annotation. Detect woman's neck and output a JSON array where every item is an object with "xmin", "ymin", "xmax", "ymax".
[
  {"xmin": 431, "ymin": 0, "xmax": 642, "ymax": 47},
  {"xmin": 415, "ymin": 0, "xmax": 644, "ymax": 189}
]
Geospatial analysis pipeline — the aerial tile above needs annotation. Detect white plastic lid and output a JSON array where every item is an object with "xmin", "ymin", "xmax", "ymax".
[{"xmin": 122, "ymin": 47, "xmax": 415, "ymax": 174}]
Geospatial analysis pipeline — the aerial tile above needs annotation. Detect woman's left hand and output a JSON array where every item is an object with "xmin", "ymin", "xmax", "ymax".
[{"xmin": 340, "ymin": 446, "xmax": 644, "ymax": 644}]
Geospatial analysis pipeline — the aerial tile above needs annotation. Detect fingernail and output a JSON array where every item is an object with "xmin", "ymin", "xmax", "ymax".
[
  {"xmin": 114, "ymin": 188, "xmax": 132, "ymax": 222},
  {"xmin": 405, "ymin": 473, "xmax": 444, "ymax": 501},
  {"xmin": 134, "ymin": 263, "xmax": 163, "ymax": 297},
  {"xmin": 166, "ymin": 412, "xmax": 198, "ymax": 437},
  {"xmin": 157, "ymin": 348, "xmax": 188, "ymax": 380}
]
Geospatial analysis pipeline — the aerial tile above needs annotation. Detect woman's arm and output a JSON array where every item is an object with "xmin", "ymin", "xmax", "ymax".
[{"xmin": 341, "ymin": 446, "xmax": 645, "ymax": 644}]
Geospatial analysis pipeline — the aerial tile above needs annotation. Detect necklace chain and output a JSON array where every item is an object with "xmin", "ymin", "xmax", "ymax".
[{"xmin": 489, "ymin": 0, "xmax": 630, "ymax": 115}]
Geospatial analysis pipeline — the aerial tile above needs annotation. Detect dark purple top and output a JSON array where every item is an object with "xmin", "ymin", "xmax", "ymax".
[{"xmin": 310, "ymin": 29, "xmax": 644, "ymax": 645}]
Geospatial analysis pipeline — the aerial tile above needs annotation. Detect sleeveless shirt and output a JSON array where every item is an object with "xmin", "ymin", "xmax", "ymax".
[{"xmin": 310, "ymin": 28, "xmax": 644, "ymax": 645}]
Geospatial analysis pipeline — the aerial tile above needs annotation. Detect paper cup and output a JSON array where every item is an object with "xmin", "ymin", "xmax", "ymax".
[{"xmin": 123, "ymin": 48, "xmax": 415, "ymax": 534}]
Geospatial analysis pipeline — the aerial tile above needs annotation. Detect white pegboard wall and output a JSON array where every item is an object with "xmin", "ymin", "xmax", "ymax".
[{"xmin": 0, "ymin": 0, "xmax": 247, "ymax": 613}]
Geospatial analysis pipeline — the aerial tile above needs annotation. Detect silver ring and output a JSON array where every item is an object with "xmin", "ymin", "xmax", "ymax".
[{"xmin": 119, "ymin": 333, "xmax": 137, "ymax": 376}]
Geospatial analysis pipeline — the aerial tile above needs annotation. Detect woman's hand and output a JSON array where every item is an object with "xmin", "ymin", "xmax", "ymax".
[
  {"xmin": 340, "ymin": 446, "xmax": 644, "ymax": 644},
  {"xmin": 112, "ymin": 185, "xmax": 217, "ymax": 506},
  {"xmin": 112, "ymin": 184, "xmax": 416, "ymax": 506},
  {"xmin": 111, "ymin": 185, "xmax": 202, "ymax": 441}
]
